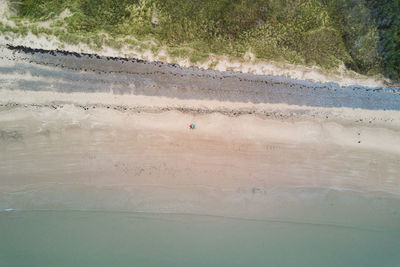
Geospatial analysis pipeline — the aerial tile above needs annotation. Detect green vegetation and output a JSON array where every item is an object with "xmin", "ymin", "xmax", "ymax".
[
  {"xmin": 367, "ymin": 0, "xmax": 400, "ymax": 80},
  {"xmin": 4, "ymin": 0, "xmax": 400, "ymax": 80}
]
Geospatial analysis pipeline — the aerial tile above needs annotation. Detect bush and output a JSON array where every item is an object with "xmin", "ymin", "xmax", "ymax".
[{"xmin": 366, "ymin": 0, "xmax": 400, "ymax": 80}]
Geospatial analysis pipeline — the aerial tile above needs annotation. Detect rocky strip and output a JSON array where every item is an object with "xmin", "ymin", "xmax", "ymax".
[{"xmin": 1, "ymin": 44, "xmax": 400, "ymax": 110}]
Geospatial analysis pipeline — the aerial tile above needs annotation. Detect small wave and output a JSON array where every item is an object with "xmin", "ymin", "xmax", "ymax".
[
  {"xmin": 2, "ymin": 208, "xmax": 395, "ymax": 233},
  {"xmin": 3, "ymin": 208, "xmax": 16, "ymax": 212}
]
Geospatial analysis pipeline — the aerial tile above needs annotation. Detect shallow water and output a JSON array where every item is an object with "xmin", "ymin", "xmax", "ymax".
[{"xmin": 1, "ymin": 209, "xmax": 400, "ymax": 267}]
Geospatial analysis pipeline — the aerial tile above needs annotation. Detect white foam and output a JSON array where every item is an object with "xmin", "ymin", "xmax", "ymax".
[{"xmin": 4, "ymin": 208, "xmax": 15, "ymax": 212}]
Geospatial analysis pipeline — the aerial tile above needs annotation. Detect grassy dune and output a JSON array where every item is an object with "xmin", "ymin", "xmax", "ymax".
[{"xmin": 3, "ymin": 0, "xmax": 399, "ymax": 80}]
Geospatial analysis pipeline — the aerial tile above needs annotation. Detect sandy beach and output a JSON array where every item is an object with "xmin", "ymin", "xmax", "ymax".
[
  {"xmin": 1, "ymin": 43, "xmax": 400, "ymax": 211},
  {"xmin": 1, "ymin": 44, "xmax": 400, "ymax": 266}
]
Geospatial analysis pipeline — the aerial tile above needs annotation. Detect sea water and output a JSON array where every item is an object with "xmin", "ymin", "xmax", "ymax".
[{"xmin": 1, "ymin": 186, "xmax": 400, "ymax": 267}]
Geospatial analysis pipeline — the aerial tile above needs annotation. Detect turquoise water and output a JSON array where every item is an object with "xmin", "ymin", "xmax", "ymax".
[{"xmin": 1, "ymin": 210, "xmax": 400, "ymax": 267}]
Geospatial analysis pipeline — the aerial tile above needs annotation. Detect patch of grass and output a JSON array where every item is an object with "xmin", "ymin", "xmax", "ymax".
[
  {"xmin": 125, "ymin": 39, "xmax": 139, "ymax": 47},
  {"xmin": 208, "ymin": 60, "xmax": 219, "ymax": 69},
  {"xmin": 167, "ymin": 47, "xmax": 191, "ymax": 59},
  {"xmin": 57, "ymin": 32, "xmax": 80, "ymax": 45},
  {"xmin": 150, "ymin": 44, "xmax": 160, "ymax": 54},
  {"xmin": 138, "ymin": 42, "xmax": 149, "ymax": 50},
  {"xmin": 0, "ymin": 22, "xmax": 28, "ymax": 36},
  {"xmin": 189, "ymin": 51, "xmax": 209, "ymax": 64},
  {"xmin": 104, "ymin": 38, "xmax": 122, "ymax": 50},
  {"xmin": 50, "ymin": 19, "xmax": 64, "ymax": 28},
  {"xmin": 92, "ymin": 34, "xmax": 104, "ymax": 49}
]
